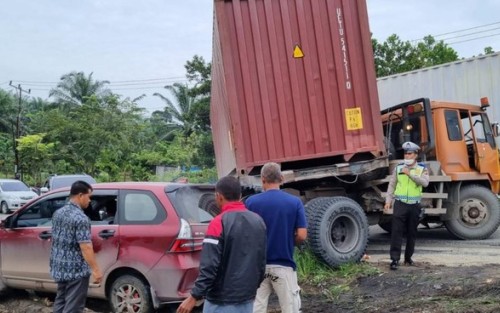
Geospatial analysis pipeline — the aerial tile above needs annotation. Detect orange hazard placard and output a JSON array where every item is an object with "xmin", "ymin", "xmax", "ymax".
[
  {"xmin": 345, "ymin": 108, "xmax": 363, "ymax": 130},
  {"xmin": 293, "ymin": 45, "xmax": 304, "ymax": 58}
]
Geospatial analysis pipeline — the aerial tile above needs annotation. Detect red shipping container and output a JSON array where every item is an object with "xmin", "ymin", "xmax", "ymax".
[{"xmin": 211, "ymin": 0, "xmax": 385, "ymax": 177}]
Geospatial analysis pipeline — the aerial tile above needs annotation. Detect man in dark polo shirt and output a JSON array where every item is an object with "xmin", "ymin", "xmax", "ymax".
[{"xmin": 50, "ymin": 181, "xmax": 102, "ymax": 313}]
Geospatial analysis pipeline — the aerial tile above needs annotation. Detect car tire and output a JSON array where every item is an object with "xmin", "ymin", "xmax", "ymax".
[
  {"xmin": 109, "ymin": 275, "xmax": 153, "ymax": 313},
  {"xmin": 1, "ymin": 202, "xmax": 9, "ymax": 214}
]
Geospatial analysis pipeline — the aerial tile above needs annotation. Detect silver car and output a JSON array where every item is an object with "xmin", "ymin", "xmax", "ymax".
[{"xmin": 0, "ymin": 179, "xmax": 38, "ymax": 213}]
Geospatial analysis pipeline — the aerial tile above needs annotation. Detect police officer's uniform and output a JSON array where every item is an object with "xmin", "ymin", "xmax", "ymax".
[{"xmin": 385, "ymin": 141, "xmax": 429, "ymax": 269}]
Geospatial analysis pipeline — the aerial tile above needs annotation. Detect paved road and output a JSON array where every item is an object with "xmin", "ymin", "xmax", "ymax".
[{"xmin": 366, "ymin": 224, "xmax": 500, "ymax": 266}]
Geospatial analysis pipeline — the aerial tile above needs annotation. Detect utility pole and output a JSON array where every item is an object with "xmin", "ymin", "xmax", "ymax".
[{"xmin": 9, "ymin": 81, "xmax": 30, "ymax": 180}]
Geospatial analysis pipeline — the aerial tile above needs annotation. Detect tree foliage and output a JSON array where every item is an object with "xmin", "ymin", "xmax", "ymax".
[
  {"xmin": 153, "ymin": 83, "xmax": 199, "ymax": 138},
  {"xmin": 49, "ymin": 71, "xmax": 111, "ymax": 108},
  {"xmin": 0, "ymin": 56, "xmax": 217, "ymax": 184},
  {"xmin": 372, "ymin": 34, "xmax": 459, "ymax": 77},
  {"xmin": 17, "ymin": 133, "xmax": 54, "ymax": 183}
]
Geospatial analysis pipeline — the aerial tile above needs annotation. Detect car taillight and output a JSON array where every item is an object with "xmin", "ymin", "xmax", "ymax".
[{"xmin": 169, "ymin": 218, "xmax": 204, "ymax": 253}]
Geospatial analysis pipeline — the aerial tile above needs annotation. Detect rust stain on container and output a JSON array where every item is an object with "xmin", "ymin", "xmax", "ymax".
[{"xmin": 211, "ymin": 0, "xmax": 384, "ymax": 177}]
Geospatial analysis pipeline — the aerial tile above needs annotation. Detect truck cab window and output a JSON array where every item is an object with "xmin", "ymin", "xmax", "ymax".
[
  {"xmin": 463, "ymin": 113, "xmax": 486, "ymax": 143},
  {"xmin": 445, "ymin": 110, "xmax": 462, "ymax": 141}
]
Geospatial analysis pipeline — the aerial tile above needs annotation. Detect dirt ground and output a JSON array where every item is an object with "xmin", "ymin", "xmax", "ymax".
[
  {"xmin": 298, "ymin": 262, "xmax": 500, "ymax": 313},
  {"xmin": 1, "ymin": 262, "xmax": 500, "ymax": 313}
]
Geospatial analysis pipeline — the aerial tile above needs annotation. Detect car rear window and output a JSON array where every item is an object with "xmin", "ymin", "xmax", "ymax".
[{"xmin": 166, "ymin": 186, "xmax": 218, "ymax": 223}]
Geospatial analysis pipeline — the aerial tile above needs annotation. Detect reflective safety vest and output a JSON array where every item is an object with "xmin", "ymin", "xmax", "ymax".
[{"xmin": 394, "ymin": 163, "xmax": 426, "ymax": 204}]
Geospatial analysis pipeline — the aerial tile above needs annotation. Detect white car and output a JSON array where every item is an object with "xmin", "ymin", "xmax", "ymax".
[{"xmin": 0, "ymin": 179, "xmax": 38, "ymax": 214}]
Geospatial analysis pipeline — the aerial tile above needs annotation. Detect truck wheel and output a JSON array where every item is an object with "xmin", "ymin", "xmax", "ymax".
[
  {"xmin": 109, "ymin": 275, "xmax": 153, "ymax": 313},
  {"xmin": 444, "ymin": 185, "xmax": 500, "ymax": 240},
  {"xmin": 199, "ymin": 194, "xmax": 220, "ymax": 216},
  {"xmin": 304, "ymin": 197, "xmax": 329, "ymax": 222},
  {"xmin": 1, "ymin": 202, "xmax": 9, "ymax": 214},
  {"xmin": 305, "ymin": 197, "xmax": 369, "ymax": 268}
]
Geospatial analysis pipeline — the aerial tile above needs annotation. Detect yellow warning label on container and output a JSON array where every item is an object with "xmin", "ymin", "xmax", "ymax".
[
  {"xmin": 345, "ymin": 108, "xmax": 363, "ymax": 130},
  {"xmin": 293, "ymin": 45, "xmax": 304, "ymax": 58}
]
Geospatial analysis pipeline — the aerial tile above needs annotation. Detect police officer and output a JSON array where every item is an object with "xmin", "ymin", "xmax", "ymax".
[{"xmin": 384, "ymin": 141, "xmax": 429, "ymax": 270}]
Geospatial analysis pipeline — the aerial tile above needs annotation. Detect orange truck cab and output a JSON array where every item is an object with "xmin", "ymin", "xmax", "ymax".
[{"xmin": 379, "ymin": 98, "xmax": 500, "ymax": 240}]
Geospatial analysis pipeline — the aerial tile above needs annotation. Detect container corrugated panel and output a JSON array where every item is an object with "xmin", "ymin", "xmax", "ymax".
[
  {"xmin": 211, "ymin": 0, "xmax": 385, "ymax": 177},
  {"xmin": 377, "ymin": 52, "xmax": 500, "ymax": 122}
]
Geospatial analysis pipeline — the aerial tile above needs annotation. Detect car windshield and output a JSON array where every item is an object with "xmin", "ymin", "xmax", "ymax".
[
  {"xmin": 51, "ymin": 176, "xmax": 96, "ymax": 189},
  {"xmin": 1, "ymin": 181, "xmax": 30, "ymax": 192}
]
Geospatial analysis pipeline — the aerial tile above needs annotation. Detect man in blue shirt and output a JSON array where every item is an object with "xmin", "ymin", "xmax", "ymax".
[
  {"xmin": 246, "ymin": 162, "xmax": 307, "ymax": 313},
  {"xmin": 50, "ymin": 181, "xmax": 102, "ymax": 313}
]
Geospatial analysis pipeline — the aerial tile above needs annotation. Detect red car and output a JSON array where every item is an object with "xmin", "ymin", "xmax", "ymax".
[{"xmin": 0, "ymin": 182, "xmax": 218, "ymax": 312}]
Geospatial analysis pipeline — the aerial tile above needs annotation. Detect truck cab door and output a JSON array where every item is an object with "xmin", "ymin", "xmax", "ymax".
[{"xmin": 465, "ymin": 112, "xmax": 500, "ymax": 180}]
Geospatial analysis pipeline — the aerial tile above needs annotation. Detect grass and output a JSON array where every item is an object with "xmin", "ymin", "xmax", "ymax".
[{"xmin": 295, "ymin": 248, "xmax": 380, "ymax": 300}]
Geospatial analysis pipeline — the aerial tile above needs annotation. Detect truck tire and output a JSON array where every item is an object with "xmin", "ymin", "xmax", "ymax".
[
  {"xmin": 109, "ymin": 275, "xmax": 153, "ymax": 313},
  {"xmin": 444, "ymin": 185, "xmax": 500, "ymax": 240},
  {"xmin": 199, "ymin": 194, "xmax": 220, "ymax": 216},
  {"xmin": 305, "ymin": 197, "xmax": 369, "ymax": 268}
]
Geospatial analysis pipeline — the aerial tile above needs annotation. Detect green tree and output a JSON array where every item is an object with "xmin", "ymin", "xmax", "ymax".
[
  {"xmin": 28, "ymin": 93, "xmax": 147, "ymax": 179},
  {"xmin": 185, "ymin": 55, "xmax": 212, "ymax": 97},
  {"xmin": 49, "ymin": 71, "xmax": 111, "ymax": 108},
  {"xmin": 185, "ymin": 55, "xmax": 212, "ymax": 131},
  {"xmin": 484, "ymin": 46, "xmax": 495, "ymax": 54},
  {"xmin": 0, "ymin": 89, "xmax": 16, "ymax": 134},
  {"xmin": 0, "ymin": 133, "xmax": 13, "ymax": 177},
  {"xmin": 414, "ymin": 35, "xmax": 459, "ymax": 68},
  {"xmin": 153, "ymin": 83, "xmax": 198, "ymax": 138},
  {"xmin": 372, "ymin": 34, "xmax": 459, "ymax": 77},
  {"xmin": 17, "ymin": 133, "xmax": 55, "ymax": 184}
]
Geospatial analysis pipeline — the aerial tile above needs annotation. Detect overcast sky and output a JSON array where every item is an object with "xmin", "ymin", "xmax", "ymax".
[{"xmin": 1, "ymin": 0, "xmax": 499, "ymax": 113}]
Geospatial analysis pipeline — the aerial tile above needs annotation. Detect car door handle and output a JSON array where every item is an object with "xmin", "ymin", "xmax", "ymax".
[
  {"xmin": 99, "ymin": 229, "xmax": 116, "ymax": 239},
  {"xmin": 39, "ymin": 231, "xmax": 52, "ymax": 240}
]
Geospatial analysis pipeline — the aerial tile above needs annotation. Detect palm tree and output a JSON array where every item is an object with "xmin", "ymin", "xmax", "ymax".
[
  {"xmin": 0, "ymin": 89, "xmax": 15, "ymax": 133},
  {"xmin": 153, "ymin": 83, "xmax": 198, "ymax": 138},
  {"xmin": 49, "ymin": 71, "xmax": 111, "ymax": 108}
]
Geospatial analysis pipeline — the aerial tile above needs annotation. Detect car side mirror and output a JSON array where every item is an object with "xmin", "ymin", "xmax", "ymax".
[{"xmin": 40, "ymin": 187, "xmax": 49, "ymax": 194}]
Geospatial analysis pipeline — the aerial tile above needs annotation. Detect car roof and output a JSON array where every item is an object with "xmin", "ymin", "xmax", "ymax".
[
  {"xmin": 50, "ymin": 174, "xmax": 93, "ymax": 179},
  {"xmin": 44, "ymin": 182, "xmax": 214, "ymax": 195}
]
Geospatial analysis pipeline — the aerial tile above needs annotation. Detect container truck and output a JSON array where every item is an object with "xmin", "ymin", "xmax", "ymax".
[{"xmin": 210, "ymin": 0, "xmax": 500, "ymax": 268}]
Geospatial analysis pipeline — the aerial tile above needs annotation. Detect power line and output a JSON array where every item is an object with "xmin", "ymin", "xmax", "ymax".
[
  {"xmin": 447, "ymin": 32, "xmax": 500, "ymax": 45},
  {"xmin": 12, "ymin": 76, "xmax": 188, "ymax": 85},
  {"xmin": 111, "ymin": 85, "xmax": 187, "ymax": 91},
  {"xmin": 440, "ymin": 26, "xmax": 500, "ymax": 42},
  {"xmin": 107, "ymin": 80, "xmax": 190, "ymax": 87},
  {"xmin": 109, "ymin": 76, "xmax": 186, "ymax": 83},
  {"xmin": 410, "ymin": 21, "xmax": 500, "ymax": 42},
  {"xmin": 15, "ymin": 80, "xmax": 190, "ymax": 88}
]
